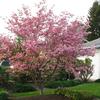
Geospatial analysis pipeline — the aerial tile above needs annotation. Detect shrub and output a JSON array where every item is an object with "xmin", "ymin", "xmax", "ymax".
[
  {"xmin": 8, "ymin": 83, "xmax": 36, "ymax": 93},
  {"xmin": 0, "ymin": 92, "xmax": 9, "ymax": 100},
  {"xmin": 45, "ymin": 80, "xmax": 82, "ymax": 89},
  {"xmin": 54, "ymin": 68, "xmax": 75, "ymax": 81},
  {"xmin": 95, "ymin": 79, "xmax": 100, "ymax": 82},
  {"xmin": 55, "ymin": 88, "xmax": 95, "ymax": 100},
  {"xmin": 75, "ymin": 58, "xmax": 93, "ymax": 82},
  {"xmin": 0, "ymin": 67, "xmax": 9, "ymax": 88}
]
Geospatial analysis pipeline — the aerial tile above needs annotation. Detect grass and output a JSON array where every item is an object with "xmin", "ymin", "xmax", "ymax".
[
  {"xmin": 69, "ymin": 83, "xmax": 100, "ymax": 98},
  {"xmin": 0, "ymin": 88, "xmax": 6, "ymax": 93},
  {"xmin": 13, "ymin": 89, "xmax": 55, "ymax": 97},
  {"xmin": 12, "ymin": 83, "xmax": 100, "ymax": 98}
]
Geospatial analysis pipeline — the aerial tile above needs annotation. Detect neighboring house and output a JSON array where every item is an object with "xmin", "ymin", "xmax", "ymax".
[{"xmin": 84, "ymin": 38, "xmax": 100, "ymax": 80}]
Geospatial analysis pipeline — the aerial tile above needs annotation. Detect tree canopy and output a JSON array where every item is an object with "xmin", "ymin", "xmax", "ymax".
[{"xmin": 0, "ymin": 0, "xmax": 95, "ymax": 94}]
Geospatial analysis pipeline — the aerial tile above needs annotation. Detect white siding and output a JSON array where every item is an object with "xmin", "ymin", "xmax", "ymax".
[
  {"xmin": 78, "ymin": 49, "xmax": 100, "ymax": 80},
  {"xmin": 91, "ymin": 49, "xmax": 100, "ymax": 80}
]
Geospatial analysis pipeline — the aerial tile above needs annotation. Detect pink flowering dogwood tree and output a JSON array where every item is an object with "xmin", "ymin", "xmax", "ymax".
[{"xmin": 0, "ymin": 0, "xmax": 95, "ymax": 94}]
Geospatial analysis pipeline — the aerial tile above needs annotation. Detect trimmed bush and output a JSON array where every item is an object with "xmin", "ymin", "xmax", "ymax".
[
  {"xmin": 95, "ymin": 79, "xmax": 100, "ymax": 82},
  {"xmin": 0, "ymin": 92, "xmax": 9, "ymax": 100},
  {"xmin": 45, "ymin": 80, "xmax": 82, "ymax": 89},
  {"xmin": 55, "ymin": 88, "xmax": 95, "ymax": 100},
  {"xmin": 9, "ymin": 83, "xmax": 36, "ymax": 93}
]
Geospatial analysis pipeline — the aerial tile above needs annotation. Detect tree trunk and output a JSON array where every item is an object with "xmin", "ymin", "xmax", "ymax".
[{"xmin": 39, "ymin": 84, "xmax": 44, "ymax": 95}]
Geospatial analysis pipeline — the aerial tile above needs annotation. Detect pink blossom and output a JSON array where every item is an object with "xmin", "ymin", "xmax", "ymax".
[{"xmin": 0, "ymin": 0, "xmax": 95, "ymax": 74}]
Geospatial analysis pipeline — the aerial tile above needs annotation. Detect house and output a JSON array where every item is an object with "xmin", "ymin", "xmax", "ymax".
[{"xmin": 84, "ymin": 38, "xmax": 100, "ymax": 80}]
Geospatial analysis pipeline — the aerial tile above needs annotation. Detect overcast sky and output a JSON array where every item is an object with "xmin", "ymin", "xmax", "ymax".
[{"xmin": 0, "ymin": 0, "xmax": 96, "ymax": 35}]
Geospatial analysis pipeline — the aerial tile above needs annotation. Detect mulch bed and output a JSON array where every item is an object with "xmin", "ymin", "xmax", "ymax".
[{"xmin": 10, "ymin": 95, "xmax": 71, "ymax": 100}]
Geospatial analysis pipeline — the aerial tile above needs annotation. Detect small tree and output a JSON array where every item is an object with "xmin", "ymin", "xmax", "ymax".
[
  {"xmin": 87, "ymin": 1, "xmax": 100, "ymax": 41},
  {"xmin": 75, "ymin": 58, "xmax": 93, "ymax": 82},
  {"xmin": 0, "ymin": 0, "xmax": 95, "ymax": 95}
]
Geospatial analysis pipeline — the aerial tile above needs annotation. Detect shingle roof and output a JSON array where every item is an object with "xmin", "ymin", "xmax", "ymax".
[{"xmin": 84, "ymin": 38, "xmax": 100, "ymax": 49}]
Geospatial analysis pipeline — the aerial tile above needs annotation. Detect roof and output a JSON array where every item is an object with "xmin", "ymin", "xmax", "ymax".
[{"xmin": 84, "ymin": 38, "xmax": 100, "ymax": 49}]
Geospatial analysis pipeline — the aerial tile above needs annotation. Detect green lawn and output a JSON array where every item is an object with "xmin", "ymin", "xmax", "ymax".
[
  {"xmin": 70, "ymin": 83, "xmax": 100, "ymax": 98},
  {"xmin": 0, "ymin": 88, "xmax": 6, "ymax": 93},
  {"xmin": 12, "ymin": 83, "xmax": 100, "ymax": 98},
  {"xmin": 13, "ymin": 89, "xmax": 55, "ymax": 97}
]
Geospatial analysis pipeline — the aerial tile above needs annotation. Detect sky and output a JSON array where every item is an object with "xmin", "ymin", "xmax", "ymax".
[{"xmin": 0, "ymin": 0, "xmax": 96, "ymax": 36}]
